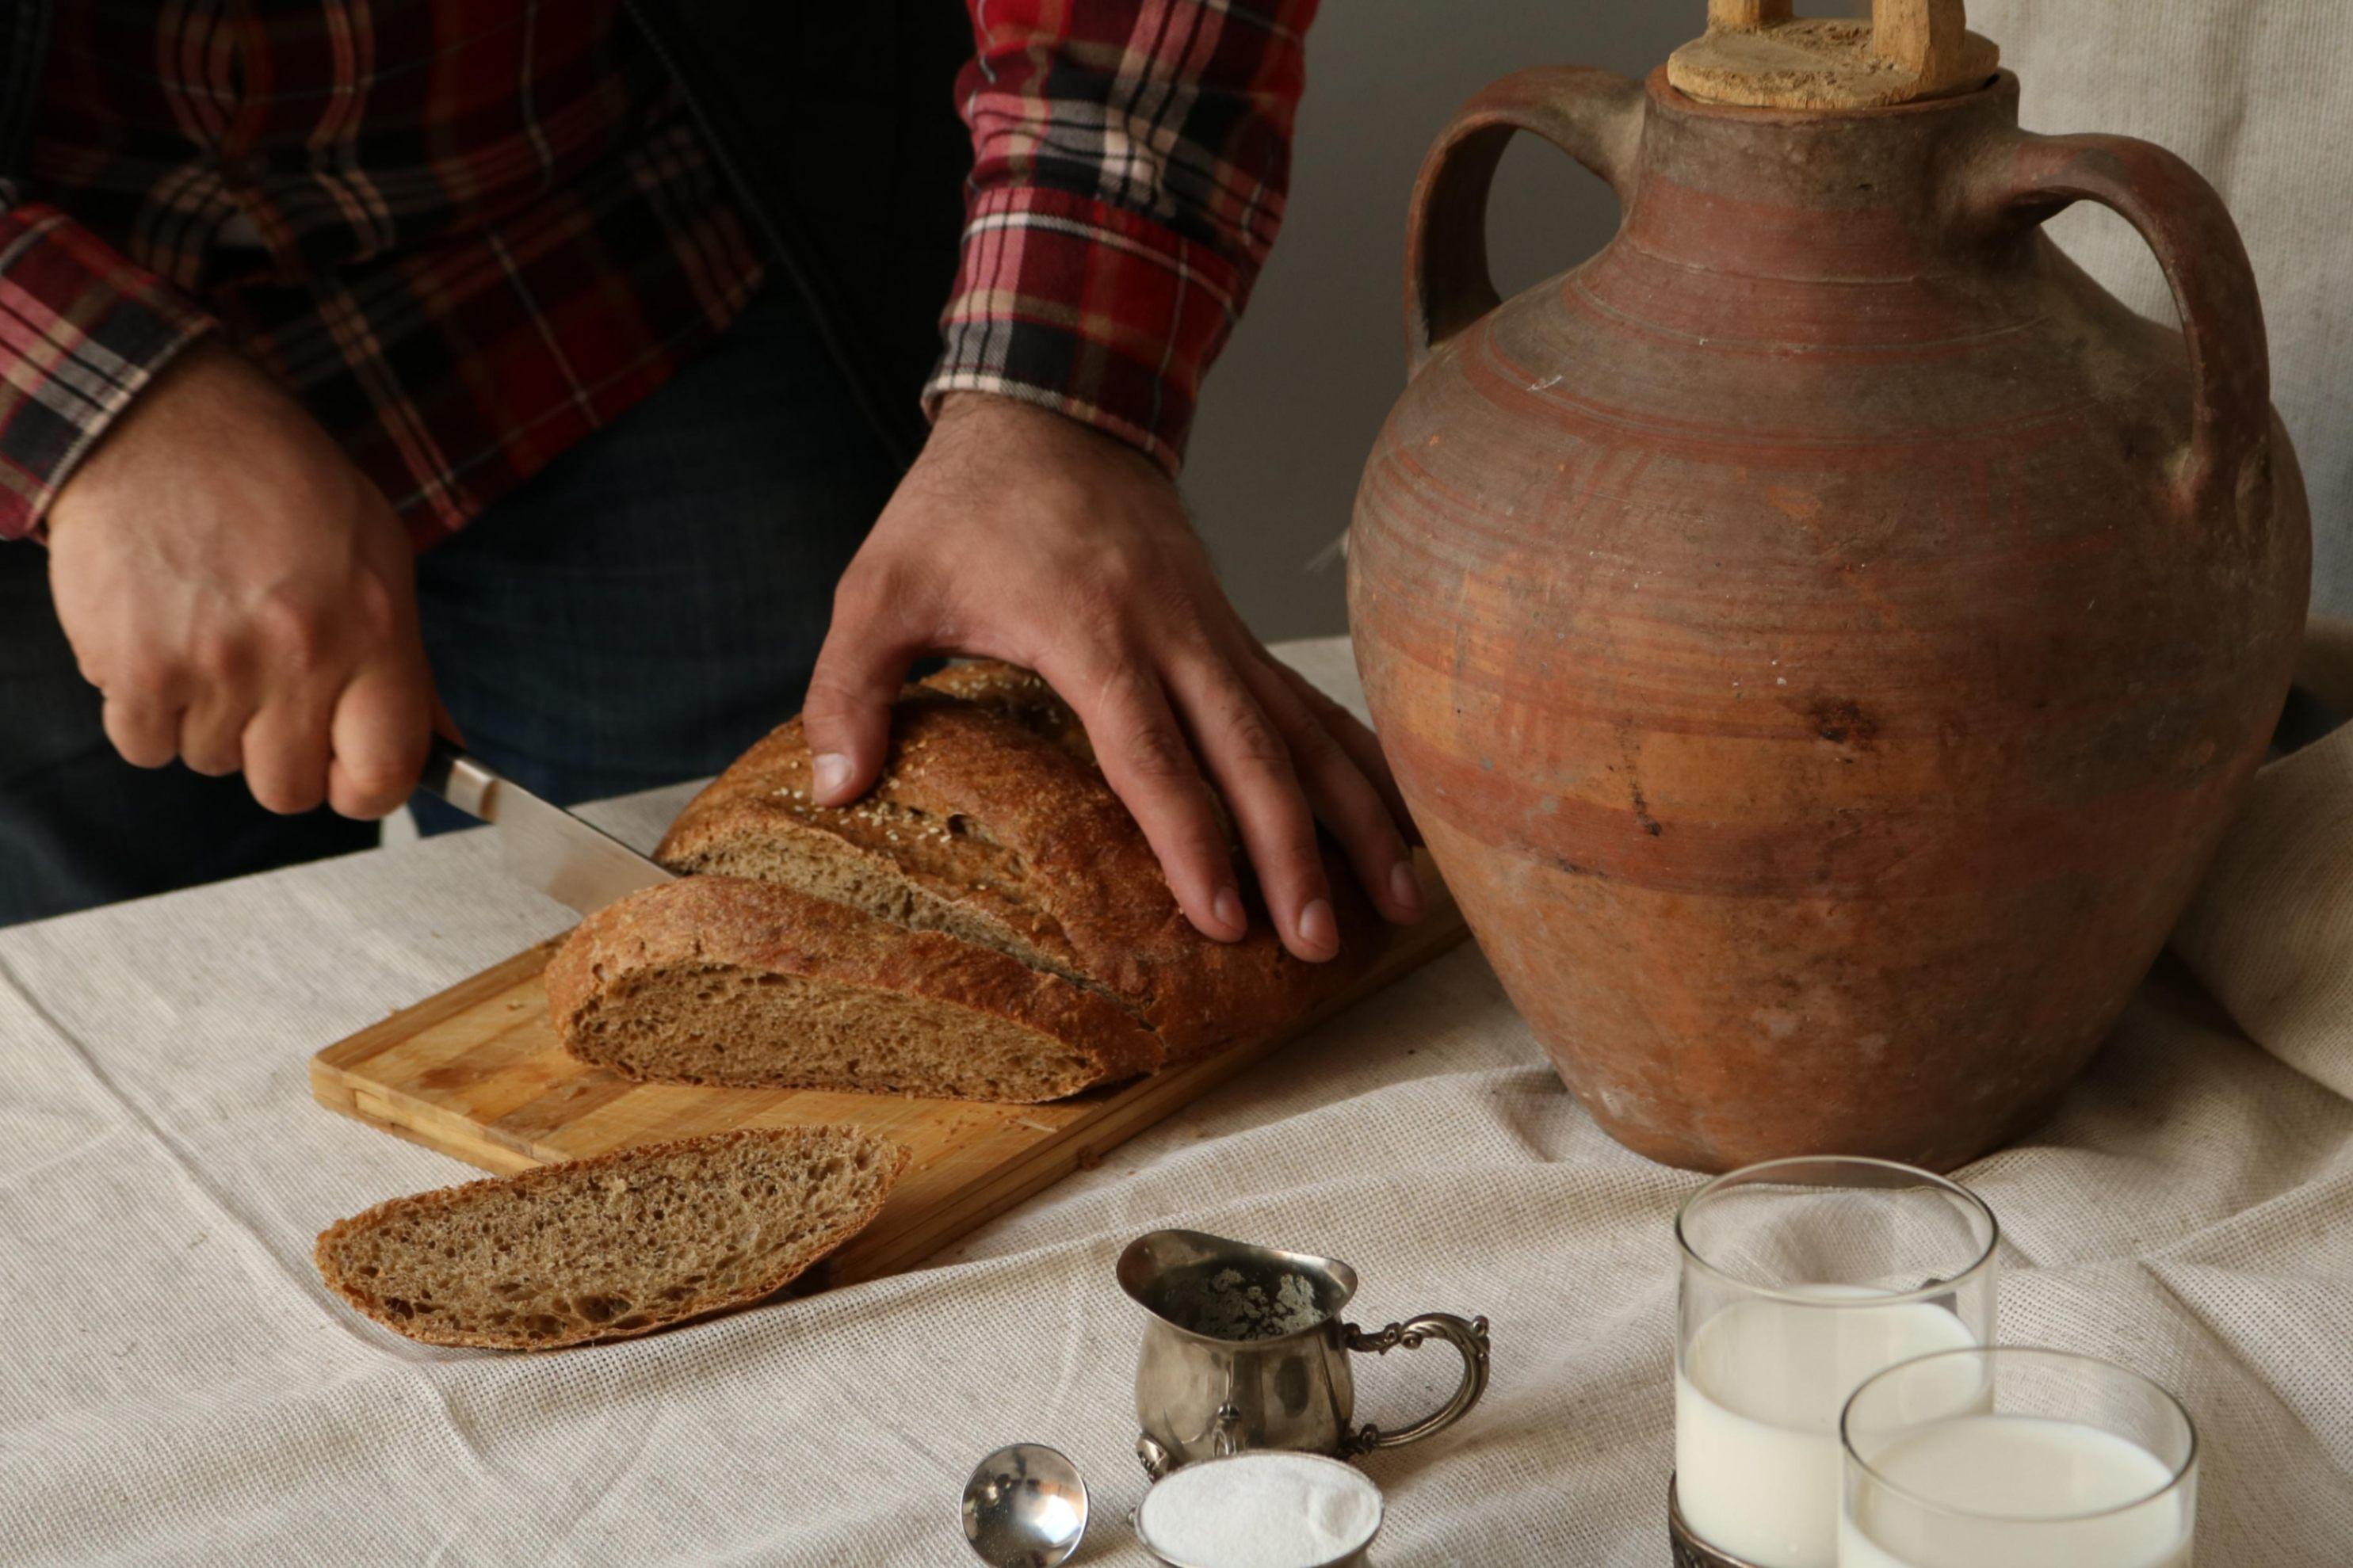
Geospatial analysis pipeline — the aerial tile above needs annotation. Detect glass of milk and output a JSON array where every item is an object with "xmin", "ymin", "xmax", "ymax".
[
  {"xmin": 1840, "ymin": 1346, "xmax": 2197, "ymax": 1568},
  {"xmin": 1672, "ymin": 1157, "xmax": 2000, "ymax": 1568}
]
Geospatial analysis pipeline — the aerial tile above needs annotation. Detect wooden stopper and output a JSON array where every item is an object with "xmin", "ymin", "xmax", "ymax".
[{"xmin": 1668, "ymin": 0, "xmax": 2000, "ymax": 110}]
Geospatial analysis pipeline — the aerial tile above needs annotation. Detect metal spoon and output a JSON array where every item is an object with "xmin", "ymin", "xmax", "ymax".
[{"xmin": 961, "ymin": 1444, "xmax": 1090, "ymax": 1568}]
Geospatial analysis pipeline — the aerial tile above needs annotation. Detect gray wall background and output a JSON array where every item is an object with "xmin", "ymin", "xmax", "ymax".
[{"xmin": 1182, "ymin": 3, "xmax": 1698, "ymax": 645}]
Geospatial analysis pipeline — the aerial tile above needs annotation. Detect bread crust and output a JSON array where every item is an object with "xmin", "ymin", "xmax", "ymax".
[
  {"xmin": 546, "ymin": 875, "xmax": 1165, "ymax": 1091},
  {"xmin": 313, "ymin": 1127, "xmax": 909, "ymax": 1350},
  {"xmin": 656, "ymin": 664, "xmax": 1388, "ymax": 1061}
]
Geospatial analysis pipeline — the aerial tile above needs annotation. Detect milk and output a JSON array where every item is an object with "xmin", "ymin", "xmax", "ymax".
[
  {"xmin": 1840, "ymin": 1413, "xmax": 2191, "ymax": 1568},
  {"xmin": 1675, "ymin": 1289, "xmax": 1981, "ymax": 1568}
]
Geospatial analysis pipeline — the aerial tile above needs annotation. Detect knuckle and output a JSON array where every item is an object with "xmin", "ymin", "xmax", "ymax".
[
  {"xmin": 187, "ymin": 631, "xmax": 244, "ymax": 681},
  {"xmin": 1284, "ymin": 712, "xmax": 1348, "ymax": 773},
  {"xmin": 1172, "ymin": 817, "xmax": 1233, "ymax": 872},
  {"xmin": 1272, "ymin": 835, "xmax": 1331, "ymax": 891},
  {"xmin": 1075, "ymin": 544, "xmax": 1146, "ymax": 605},
  {"xmin": 344, "ymin": 578, "xmax": 399, "ymax": 644},
  {"xmin": 1117, "ymin": 713, "xmax": 1196, "ymax": 784},
  {"xmin": 1341, "ymin": 802, "xmax": 1403, "ymax": 855},
  {"xmin": 1220, "ymin": 705, "xmax": 1291, "ymax": 773},
  {"xmin": 252, "ymin": 593, "xmax": 330, "ymax": 676},
  {"xmin": 798, "ymin": 671, "xmax": 872, "ymax": 727}
]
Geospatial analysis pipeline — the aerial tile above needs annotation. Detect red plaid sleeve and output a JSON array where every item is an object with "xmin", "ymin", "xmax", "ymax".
[
  {"xmin": 0, "ymin": 193, "xmax": 214, "ymax": 540},
  {"xmin": 927, "ymin": 0, "xmax": 1317, "ymax": 473}
]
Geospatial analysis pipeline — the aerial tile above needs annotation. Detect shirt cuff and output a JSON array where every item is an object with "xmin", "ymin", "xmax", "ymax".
[
  {"xmin": 0, "ymin": 203, "xmax": 215, "ymax": 542},
  {"xmin": 923, "ymin": 186, "xmax": 1247, "ymax": 476}
]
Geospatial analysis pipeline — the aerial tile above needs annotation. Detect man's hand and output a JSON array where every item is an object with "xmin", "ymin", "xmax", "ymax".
[
  {"xmin": 803, "ymin": 392, "xmax": 1422, "ymax": 962},
  {"xmin": 47, "ymin": 340, "xmax": 434, "ymax": 818}
]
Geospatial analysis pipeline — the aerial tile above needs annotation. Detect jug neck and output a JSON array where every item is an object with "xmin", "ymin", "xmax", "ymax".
[{"xmin": 1623, "ymin": 67, "xmax": 2023, "ymax": 281}]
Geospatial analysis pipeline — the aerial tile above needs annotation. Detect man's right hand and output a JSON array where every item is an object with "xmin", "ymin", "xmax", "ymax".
[{"xmin": 46, "ymin": 340, "xmax": 434, "ymax": 819}]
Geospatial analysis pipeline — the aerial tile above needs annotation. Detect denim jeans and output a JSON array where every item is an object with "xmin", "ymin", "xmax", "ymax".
[{"xmin": 0, "ymin": 288, "xmax": 897, "ymax": 926}]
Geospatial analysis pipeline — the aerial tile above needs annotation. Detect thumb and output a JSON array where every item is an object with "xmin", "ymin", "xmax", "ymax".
[{"xmin": 801, "ymin": 574, "xmax": 926, "ymax": 807}]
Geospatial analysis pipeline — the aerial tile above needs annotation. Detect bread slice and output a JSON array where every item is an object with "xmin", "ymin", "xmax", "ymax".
[
  {"xmin": 654, "ymin": 662, "xmax": 1385, "ymax": 1065},
  {"xmin": 545, "ymin": 873, "xmax": 1163, "ymax": 1098},
  {"xmin": 314, "ymin": 1127, "xmax": 907, "ymax": 1350}
]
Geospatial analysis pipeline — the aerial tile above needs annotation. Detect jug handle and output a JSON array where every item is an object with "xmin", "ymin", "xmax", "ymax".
[
  {"xmin": 1340, "ymin": 1313, "xmax": 1492, "ymax": 1453},
  {"xmin": 1404, "ymin": 67, "xmax": 1645, "ymax": 378},
  {"xmin": 1963, "ymin": 128, "xmax": 2271, "ymax": 527}
]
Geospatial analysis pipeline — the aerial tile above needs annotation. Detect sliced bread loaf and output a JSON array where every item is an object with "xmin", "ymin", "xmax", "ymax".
[
  {"xmin": 653, "ymin": 662, "xmax": 1383, "ymax": 1064},
  {"xmin": 314, "ymin": 1126, "xmax": 906, "ymax": 1350},
  {"xmin": 546, "ymin": 873, "xmax": 1163, "ymax": 1098}
]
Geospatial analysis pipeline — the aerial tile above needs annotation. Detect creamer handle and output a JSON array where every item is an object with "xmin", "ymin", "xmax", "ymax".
[{"xmin": 1341, "ymin": 1313, "xmax": 1491, "ymax": 1453}]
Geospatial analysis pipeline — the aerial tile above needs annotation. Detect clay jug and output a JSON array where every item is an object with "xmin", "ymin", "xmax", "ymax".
[{"xmin": 1347, "ymin": 0, "xmax": 2309, "ymax": 1173}]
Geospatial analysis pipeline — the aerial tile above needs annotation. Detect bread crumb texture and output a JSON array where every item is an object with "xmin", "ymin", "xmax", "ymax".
[
  {"xmin": 545, "ymin": 874, "xmax": 1163, "ymax": 1101},
  {"xmin": 314, "ymin": 1127, "xmax": 907, "ymax": 1350}
]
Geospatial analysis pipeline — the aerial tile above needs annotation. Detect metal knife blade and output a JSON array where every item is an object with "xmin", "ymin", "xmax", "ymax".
[{"xmin": 416, "ymin": 735, "xmax": 674, "ymax": 918}]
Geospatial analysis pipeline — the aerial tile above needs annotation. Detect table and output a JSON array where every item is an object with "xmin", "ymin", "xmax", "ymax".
[{"xmin": 2, "ymin": 638, "xmax": 2348, "ymax": 1566}]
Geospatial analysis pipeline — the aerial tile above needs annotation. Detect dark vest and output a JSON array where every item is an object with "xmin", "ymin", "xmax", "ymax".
[
  {"xmin": 626, "ymin": 0, "xmax": 975, "ymax": 469},
  {"xmin": 0, "ymin": 0, "xmax": 977, "ymax": 472}
]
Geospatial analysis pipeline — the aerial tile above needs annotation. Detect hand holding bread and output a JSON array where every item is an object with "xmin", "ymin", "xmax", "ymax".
[
  {"xmin": 799, "ymin": 391, "xmax": 1422, "ymax": 962},
  {"xmin": 548, "ymin": 662, "xmax": 1392, "ymax": 1101}
]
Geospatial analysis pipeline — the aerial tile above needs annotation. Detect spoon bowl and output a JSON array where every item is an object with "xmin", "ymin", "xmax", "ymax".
[{"xmin": 961, "ymin": 1443, "xmax": 1089, "ymax": 1568}]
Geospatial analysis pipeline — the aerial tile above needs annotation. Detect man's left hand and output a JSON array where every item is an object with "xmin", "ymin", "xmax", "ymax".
[{"xmin": 800, "ymin": 392, "xmax": 1422, "ymax": 963}]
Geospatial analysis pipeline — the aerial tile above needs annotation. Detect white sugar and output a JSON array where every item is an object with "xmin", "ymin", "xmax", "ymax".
[{"xmin": 1136, "ymin": 1452, "xmax": 1381, "ymax": 1568}]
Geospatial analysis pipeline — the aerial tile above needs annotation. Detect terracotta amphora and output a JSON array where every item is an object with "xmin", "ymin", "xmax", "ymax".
[{"xmin": 1347, "ymin": 1, "xmax": 2309, "ymax": 1172}]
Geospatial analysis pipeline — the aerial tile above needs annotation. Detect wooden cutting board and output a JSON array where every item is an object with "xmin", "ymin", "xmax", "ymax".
[{"xmin": 310, "ymin": 860, "xmax": 1469, "ymax": 1286}]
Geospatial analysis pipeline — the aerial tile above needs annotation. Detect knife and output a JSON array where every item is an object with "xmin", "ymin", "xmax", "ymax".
[{"xmin": 416, "ymin": 734, "xmax": 674, "ymax": 917}]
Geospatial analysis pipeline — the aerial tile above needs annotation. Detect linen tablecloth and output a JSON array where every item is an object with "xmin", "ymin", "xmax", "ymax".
[{"xmin": 2, "ymin": 637, "xmax": 2348, "ymax": 1566}]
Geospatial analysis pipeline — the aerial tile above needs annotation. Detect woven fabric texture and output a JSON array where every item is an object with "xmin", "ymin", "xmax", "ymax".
[{"xmin": 0, "ymin": 636, "xmax": 2347, "ymax": 1564}]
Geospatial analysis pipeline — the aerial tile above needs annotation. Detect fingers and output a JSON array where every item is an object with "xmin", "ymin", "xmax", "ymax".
[
  {"xmin": 1162, "ymin": 652, "xmax": 1339, "ymax": 962},
  {"xmin": 1041, "ymin": 646, "xmax": 1246, "ymax": 944},
  {"xmin": 1236, "ymin": 652, "xmax": 1423, "ymax": 927},
  {"xmin": 327, "ymin": 658, "xmax": 431, "ymax": 819},
  {"xmin": 802, "ymin": 567, "xmax": 926, "ymax": 807},
  {"xmin": 241, "ymin": 689, "xmax": 334, "ymax": 815},
  {"xmin": 177, "ymin": 682, "xmax": 258, "ymax": 777},
  {"xmin": 1266, "ymin": 658, "xmax": 1419, "ymax": 847},
  {"xmin": 101, "ymin": 696, "xmax": 181, "ymax": 769}
]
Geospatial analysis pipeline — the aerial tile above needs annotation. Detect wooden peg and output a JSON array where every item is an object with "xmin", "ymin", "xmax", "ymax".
[
  {"xmin": 1708, "ymin": 0, "xmax": 1794, "ymax": 29},
  {"xmin": 1667, "ymin": 0, "xmax": 2000, "ymax": 110}
]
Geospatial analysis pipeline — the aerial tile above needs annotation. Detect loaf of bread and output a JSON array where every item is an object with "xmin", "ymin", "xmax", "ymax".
[
  {"xmin": 314, "ymin": 1127, "xmax": 906, "ymax": 1349},
  {"xmin": 655, "ymin": 663, "xmax": 1380, "ymax": 1061},
  {"xmin": 548, "ymin": 662, "xmax": 1384, "ymax": 1100},
  {"xmin": 546, "ymin": 872, "xmax": 1162, "ymax": 1097}
]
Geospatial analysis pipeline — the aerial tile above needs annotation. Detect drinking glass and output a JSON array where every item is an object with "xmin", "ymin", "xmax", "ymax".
[
  {"xmin": 1671, "ymin": 1157, "xmax": 2000, "ymax": 1568},
  {"xmin": 1841, "ymin": 1346, "xmax": 2197, "ymax": 1568}
]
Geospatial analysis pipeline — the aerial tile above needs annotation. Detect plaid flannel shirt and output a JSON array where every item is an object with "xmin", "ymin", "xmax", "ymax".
[
  {"xmin": 0, "ymin": 0, "xmax": 1314, "ymax": 544},
  {"xmin": 927, "ymin": 0, "xmax": 1317, "ymax": 475}
]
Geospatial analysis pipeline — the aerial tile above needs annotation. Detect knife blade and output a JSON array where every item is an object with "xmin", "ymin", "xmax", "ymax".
[{"xmin": 416, "ymin": 735, "xmax": 674, "ymax": 918}]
